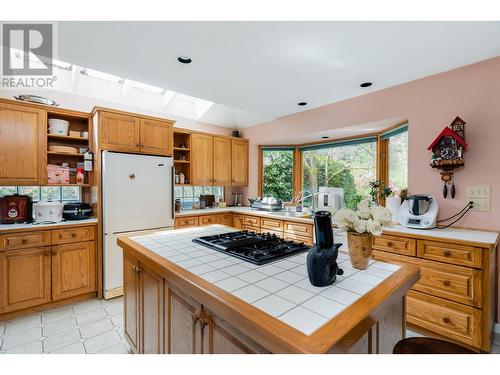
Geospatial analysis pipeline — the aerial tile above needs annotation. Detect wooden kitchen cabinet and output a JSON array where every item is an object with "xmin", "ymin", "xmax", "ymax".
[
  {"xmin": 232, "ymin": 214, "xmax": 243, "ymax": 229},
  {"xmin": 100, "ymin": 111, "xmax": 140, "ymax": 153},
  {"xmin": 0, "ymin": 102, "xmax": 46, "ymax": 185},
  {"xmin": 191, "ymin": 133, "xmax": 214, "ymax": 185},
  {"xmin": 213, "ymin": 136, "xmax": 232, "ymax": 185},
  {"xmin": 123, "ymin": 253, "xmax": 164, "ymax": 354},
  {"xmin": 0, "ymin": 247, "xmax": 51, "ymax": 313},
  {"xmin": 231, "ymin": 139, "xmax": 248, "ymax": 186},
  {"xmin": 166, "ymin": 287, "xmax": 203, "ymax": 354},
  {"xmin": 139, "ymin": 118, "xmax": 173, "ymax": 156},
  {"xmin": 51, "ymin": 241, "xmax": 96, "ymax": 301}
]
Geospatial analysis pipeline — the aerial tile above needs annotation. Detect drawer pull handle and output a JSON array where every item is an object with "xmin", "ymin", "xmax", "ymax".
[
  {"xmin": 443, "ymin": 251, "xmax": 452, "ymax": 257},
  {"xmin": 386, "ymin": 241, "xmax": 393, "ymax": 247},
  {"xmin": 22, "ymin": 239, "xmax": 28, "ymax": 244},
  {"xmin": 443, "ymin": 280, "xmax": 451, "ymax": 286},
  {"xmin": 71, "ymin": 233, "xmax": 77, "ymax": 237},
  {"xmin": 442, "ymin": 317, "xmax": 451, "ymax": 324}
]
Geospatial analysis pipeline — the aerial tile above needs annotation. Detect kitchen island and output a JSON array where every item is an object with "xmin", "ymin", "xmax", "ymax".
[{"xmin": 117, "ymin": 225, "xmax": 419, "ymax": 354}]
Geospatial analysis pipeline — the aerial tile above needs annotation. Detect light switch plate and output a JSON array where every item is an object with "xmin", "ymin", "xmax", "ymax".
[
  {"xmin": 466, "ymin": 185, "xmax": 491, "ymax": 198},
  {"xmin": 469, "ymin": 198, "xmax": 491, "ymax": 212}
]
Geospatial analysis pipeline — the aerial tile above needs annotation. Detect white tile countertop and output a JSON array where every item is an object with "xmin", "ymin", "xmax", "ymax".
[
  {"xmin": 128, "ymin": 225, "xmax": 401, "ymax": 336},
  {"xmin": 177, "ymin": 207, "xmax": 499, "ymax": 246},
  {"xmin": 0, "ymin": 218, "xmax": 98, "ymax": 232}
]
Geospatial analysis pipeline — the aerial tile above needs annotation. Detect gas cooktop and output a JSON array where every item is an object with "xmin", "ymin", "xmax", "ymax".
[{"xmin": 192, "ymin": 230, "xmax": 310, "ymax": 265}]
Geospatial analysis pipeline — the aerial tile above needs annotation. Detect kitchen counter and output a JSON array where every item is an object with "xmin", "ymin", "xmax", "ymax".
[
  {"xmin": 177, "ymin": 207, "xmax": 499, "ymax": 247},
  {"xmin": 117, "ymin": 225, "xmax": 419, "ymax": 353},
  {"xmin": 0, "ymin": 218, "xmax": 98, "ymax": 233}
]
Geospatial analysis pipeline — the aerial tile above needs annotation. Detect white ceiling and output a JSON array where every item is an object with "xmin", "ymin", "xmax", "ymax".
[{"xmin": 56, "ymin": 22, "xmax": 500, "ymax": 127}]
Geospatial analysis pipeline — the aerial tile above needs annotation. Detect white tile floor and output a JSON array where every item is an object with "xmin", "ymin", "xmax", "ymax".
[{"xmin": 0, "ymin": 297, "xmax": 131, "ymax": 354}]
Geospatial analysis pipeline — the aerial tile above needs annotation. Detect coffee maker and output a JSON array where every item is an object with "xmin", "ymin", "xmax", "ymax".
[{"xmin": 306, "ymin": 211, "xmax": 344, "ymax": 286}]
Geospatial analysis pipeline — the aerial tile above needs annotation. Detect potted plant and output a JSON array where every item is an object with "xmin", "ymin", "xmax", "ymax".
[{"xmin": 334, "ymin": 200, "xmax": 393, "ymax": 269}]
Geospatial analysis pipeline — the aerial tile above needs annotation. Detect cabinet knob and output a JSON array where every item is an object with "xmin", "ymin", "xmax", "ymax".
[
  {"xmin": 45, "ymin": 250, "xmax": 51, "ymax": 257},
  {"xmin": 443, "ymin": 280, "xmax": 451, "ymax": 287},
  {"xmin": 386, "ymin": 241, "xmax": 393, "ymax": 247},
  {"xmin": 442, "ymin": 317, "xmax": 451, "ymax": 324},
  {"xmin": 443, "ymin": 250, "xmax": 452, "ymax": 257},
  {"xmin": 22, "ymin": 239, "xmax": 28, "ymax": 244},
  {"xmin": 71, "ymin": 233, "xmax": 77, "ymax": 237}
]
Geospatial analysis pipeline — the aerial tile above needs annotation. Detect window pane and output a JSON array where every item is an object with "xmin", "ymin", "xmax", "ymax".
[
  {"xmin": 302, "ymin": 141, "xmax": 376, "ymax": 209},
  {"xmin": 41, "ymin": 186, "xmax": 61, "ymax": 201},
  {"xmin": 193, "ymin": 186, "xmax": 203, "ymax": 197},
  {"xmin": 174, "ymin": 186, "xmax": 183, "ymax": 198},
  {"xmin": 182, "ymin": 186, "xmax": 194, "ymax": 198},
  {"xmin": 0, "ymin": 186, "xmax": 17, "ymax": 197},
  {"xmin": 262, "ymin": 150, "xmax": 294, "ymax": 202},
  {"xmin": 18, "ymin": 186, "xmax": 40, "ymax": 201},
  {"xmin": 61, "ymin": 187, "xmax": 81, "ymax": 202},
  {"xmin": 203, "ymin": 186, "xmax": 213, "ymax": 195},
  {"xmin": 388, "ymin": 130, "xmax": 408, "ymax": 193}
]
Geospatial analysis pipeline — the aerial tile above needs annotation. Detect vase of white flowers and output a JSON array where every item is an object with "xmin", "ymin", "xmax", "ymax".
[{"xmin": 334, "ymin": 200, "xmax": 393, "ymax": 269}]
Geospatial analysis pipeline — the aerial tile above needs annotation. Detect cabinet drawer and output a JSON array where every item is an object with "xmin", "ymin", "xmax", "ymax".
[
  {"xmin": 175, "ymin": 217, "xmax": 199, "ymax": 228},
  {"xmin": 243, "ymin": 215, "xmax": 261, "ymax": 228},
  {"xmin": 0, "ymin": 231, "xmax": 51, "ymax": 251},
  {"xmin": 372, "ymin": 235, "xmax": 416, "ymax": 256},
  {"xmin": 199, "ymin": 215, "xmax": 221, "ymax": 226},
  {"xmin": 242, "ymin": 225, "xmax": 260, "ymax": 234},
  {"xmin": 415, "ymin": 262, "xmax": 481, "ymax": 308},
  {"xmin": 284, "ymin": 233, "xmax": 313, "ymax": 246},
  {"xmin": 284, "ymin": 221, "xmax": 313, "ymax": 238},
  {"xmin": 51, "ymin": 226, "xmax": 95, "ymax": 245},
  {"xmin": 417, "ymin": 240, "xmax": 482, "ymax": 268},
  {"xmin": 261, "ymin": 218, "xmax": 284, "ymax": 231},
  {"xmin": 406, "ymin": 290, "xmax": 481, "ymax": 348}
]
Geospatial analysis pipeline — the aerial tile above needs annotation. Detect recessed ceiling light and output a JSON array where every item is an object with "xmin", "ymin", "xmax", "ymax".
[
  {"xmin": 360, "ymin": 82, "xmax": 372, "ymax": 88},
  {"xmin": 177, "ymin": 56, "xmax": 192, "ymax": 64},
  {"xmin": 321, "ymin": 136, "xmax": 330, "ymax": 139},
  {"xmin": 297, "ymin": 102, "xmax": 307, "ymax": 106}
]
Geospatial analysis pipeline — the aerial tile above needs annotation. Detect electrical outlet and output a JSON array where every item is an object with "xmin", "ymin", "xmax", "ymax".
[
  {"xmin": 466, "ymin": 185, "xmax": 491, "ymax": 199},
  {"xmin": 469, "ymin": 198, "xmax": 490, "ymax": 212}
]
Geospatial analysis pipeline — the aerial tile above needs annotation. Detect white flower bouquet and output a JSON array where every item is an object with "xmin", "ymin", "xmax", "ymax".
[{"xmin": 333, "ymin": 200, "xmax": 393, "ymax": 236}]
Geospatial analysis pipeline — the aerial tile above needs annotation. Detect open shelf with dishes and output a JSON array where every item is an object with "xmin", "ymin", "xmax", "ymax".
[
  {"xmin": 173, "ymin": 130, "xmax": 192, "ymax": 185},
  {"xmin": 46, "ymin": 111, "xmax": 93, "ymax": 187}
]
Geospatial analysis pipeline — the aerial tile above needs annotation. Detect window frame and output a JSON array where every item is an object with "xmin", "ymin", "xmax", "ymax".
[{"xmin": 258, "ymin": 120, "xmax": 408, "ymax": 202}]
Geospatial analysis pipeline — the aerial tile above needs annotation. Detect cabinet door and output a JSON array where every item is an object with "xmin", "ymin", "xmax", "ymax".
[
  {"xmin": 139, "ymin": 118, "xmax": 173, "ymax": 156},
  {"xmin": 140, "ymin": 263, "xmax": 164, "ymax": 354},
  {"xmin": 0, "ymin": 247, "xmax": 51, "ymax": 313},
  {"xmin": 191, "ymin": 134, "xmax": 214, "ymax": 185},
  {"xmin": 231, "ymin": 140, "xmax": 248, "ymax": 186},
  {"xmin": 213, "ymin": 137, "xmax": 232, "ymax": 185},
  {"xmin": 167, "ymin": 287, "xmax": 203, "ymax": 354},
  {"xmin": 123, "ymin": 253, "xmax": 140, "ymax": 353},
  {"xmin": 232, "ymin": 214, "xmax": 243, "ymax": 229},
  {"xmin": 0, "ymin": 102, "xmax": 45, "ymax": 185},
  {"xmin": 100, "ymin": 111, "xmax": 140, "ymax": 152},
  {"xmin": 220, "ymin": 214, "xmax": 233, "ymax": 227},
  {"xmin": 51, "ymin": 241, "xmax": 96, "ymax": 301}
]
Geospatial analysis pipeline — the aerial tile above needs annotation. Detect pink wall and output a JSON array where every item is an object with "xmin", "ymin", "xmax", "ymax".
[{"xmin": 242, "ymin": 56, "xmax": 500, "ymax": 232}]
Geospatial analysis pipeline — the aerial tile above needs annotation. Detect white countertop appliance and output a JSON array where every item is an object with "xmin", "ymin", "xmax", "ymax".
[
  {"xmin": 398, "ymin": 194, "xmax": 438, "ymax": 229},
  {"xmin": 102, "ymin": 151, "xmax": 174, "ymax": 299},
  {"xmin": 317, "ymin": 187, "xmax": 344, "ymax": 214},
  {"xmin": 34, "ymin": 201, "xmax": 63, "ymax": 224}
]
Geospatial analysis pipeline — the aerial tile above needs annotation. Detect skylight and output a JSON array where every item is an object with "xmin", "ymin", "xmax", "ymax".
[
  {"xmin": 133, "ymin": 81, "xmax": 164, "ymax": 94},
  {"xmin": 80, "ymin": 68, "xmax": 123, "ymax": 84}
]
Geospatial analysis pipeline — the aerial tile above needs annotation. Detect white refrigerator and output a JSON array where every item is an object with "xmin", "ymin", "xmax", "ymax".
[{"xmin": 102, "ymin": 151, "xmax": 174, "ymax": 298}]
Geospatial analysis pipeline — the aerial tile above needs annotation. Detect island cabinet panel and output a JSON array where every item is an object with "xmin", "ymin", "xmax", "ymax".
[
  {"xmin": 213, "ymin": 137, "xmax": 232, "ymax": 185},
  {"xmin": 191, "ymin": 134, "xmax": 214, "ymax": 185},
  {"xmin": 232, "ymin": 214, "xmax": 243, "ymax": 229},
  {"xmin": 100, "ymin": 111, "xmax": 140, "ymax": 153},
  {"xmin": 123, "ymin": 253, "xmax": 141, "ymax": 353},
  {"xmin": 167, "ymin": 287, "xmax": 203, "ymax": 354},
  {"xmin": 201, "ymin": 310, "xmax": 269, "ymax": 354},
  {"xmin": 51, "ymin": 241, "xmax": 96, "ymax": 301},
  {"xmin": 220, "ymin": 214, "xmax": 233, "ymax": 227},
  {"xmin": 0, "ymin": 102, "xmax": 46, "ymax": 185},
  {"xmin": 139, "ymin": 118, "xmax": 173, "ymax": 156},
  {"xmin": 140, "ymin": 264, "xmax": 164, "ymax": 354},
  {"xmin": 231, "ymin": 139, "xmax": 248, "ymax": 186},
  {"xmin": 0, "ymin": 247, "xmax": 51, "ymax": 313}
]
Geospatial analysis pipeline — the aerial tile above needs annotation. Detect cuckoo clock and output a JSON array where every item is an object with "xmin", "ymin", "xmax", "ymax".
[{"xmin": 428, "ymin": 117, "xmax": 468, "ymax": 198}]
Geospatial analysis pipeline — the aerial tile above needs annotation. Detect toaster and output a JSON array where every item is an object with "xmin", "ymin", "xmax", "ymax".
[
  {"xmin": 34, "ymin": 201, "xmax": 63, "ymax": 224},
  {"xmin": 63, "ymin": 203, "xmax": 92, "ymax": 220},
  {"xmin": 0, "ymin": 194, "xmax": 33, "ymax": 224}
]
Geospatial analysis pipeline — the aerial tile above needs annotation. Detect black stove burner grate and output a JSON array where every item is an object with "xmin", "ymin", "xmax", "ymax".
[{"xmin": 192, "ymin": 230, "xmax": 310, "ymax": 265}]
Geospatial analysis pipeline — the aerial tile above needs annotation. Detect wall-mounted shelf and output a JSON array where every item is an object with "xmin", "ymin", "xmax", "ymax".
[
  {"xmin": 173, "ymin": 147, "xmax": 190, "ymax": 151},
  {"xmin": 174, "ymin": 160, "xmax": 190, "ymax": 164},
  {"xmin": 173, "ymin": 131, "xmax": 192, "ymax": 185},
  {"xmin": 47, "ymin": 134, "xmax": 89, "ymax": 142},
  {"xmin": 47, "ymin": 151, "xmax": 85, "ymax": 158}
]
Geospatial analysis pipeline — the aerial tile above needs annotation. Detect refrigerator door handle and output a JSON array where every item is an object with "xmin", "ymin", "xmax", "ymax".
[{"xmin": 171, "ymin": 166, "xmax": 175, "ymax": 220}]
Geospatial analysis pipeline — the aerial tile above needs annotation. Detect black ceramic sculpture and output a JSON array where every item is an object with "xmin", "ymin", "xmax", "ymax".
[{"xmin": 306, "ymin": 211, "xmax": 344, "ymax": 287}]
